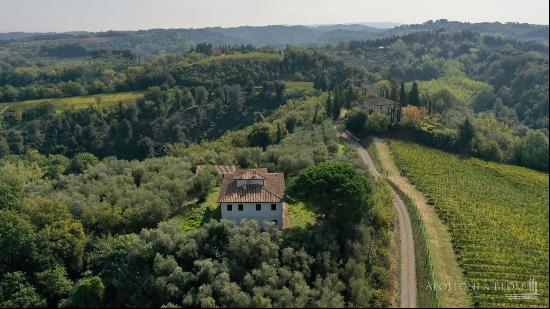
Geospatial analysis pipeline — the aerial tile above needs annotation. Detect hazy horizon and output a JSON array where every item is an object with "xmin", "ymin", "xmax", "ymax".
[{"xmin": 1, "ymin": 0, "xmax": 548, "ymax": 33}]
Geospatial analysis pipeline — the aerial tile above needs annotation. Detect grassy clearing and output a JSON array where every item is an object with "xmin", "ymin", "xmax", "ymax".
[
  {"xmin": 390, "ymin": 140, "xmax": 549, "ymax": 308},
  {"xmin": 286, "ymin": 202, "xmax": 316, "ymax": 228},
  {"xmin": 194, "ymin": 52, "xmax": 282, "ymax": 65},
  {"xmin": 283, "ymin": 81, "xmax": 316, "ymax": 98},
  {"xmin": 1, "ymin": 91, "xmax": 143, "ymax": 115},
  {"xmin": 283, "ymin": 81, "xmax": 315, "ymax": 91},
  {"xmin": 174, "ymin": 188, "xmax": 221, "ymax": 232}
]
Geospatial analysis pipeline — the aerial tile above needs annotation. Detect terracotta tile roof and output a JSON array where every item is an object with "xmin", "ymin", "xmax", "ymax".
[
  {"xmin": 235, "ymin": 168, "xmax": 268, "ymax": 180},
  {"xmin": 217, "ymin": 169, "xmax": 285, "ymax": 203},
  {"xmin": 196, "ymin": 165, "xmax": 237, "ymax": 175}
]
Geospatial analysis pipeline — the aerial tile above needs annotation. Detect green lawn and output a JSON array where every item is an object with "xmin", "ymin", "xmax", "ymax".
[
  {"xmin": 0, "ymin": 91, "xmax": 143, "ymax": 115},
  {"xmin": 174, "ymin": 188, "xmax": 221, "ymax": 232},
  {"xmin": 287, "ymin": 202, "xmax": 317, "ymax": 228}
]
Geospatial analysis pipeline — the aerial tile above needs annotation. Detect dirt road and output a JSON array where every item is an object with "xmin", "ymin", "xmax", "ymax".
[
  {"xmin": 372, "ymin": 139, "xmax": 471, "ymax": 308},
  {"xmin": 344, "ymin": 132, "xmax": 417, "ymax": 308}
]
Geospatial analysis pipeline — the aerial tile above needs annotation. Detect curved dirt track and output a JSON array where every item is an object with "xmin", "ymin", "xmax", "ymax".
[{"xmin": 344, "ymin": 132, "xmax": 417, "ymax": 308}]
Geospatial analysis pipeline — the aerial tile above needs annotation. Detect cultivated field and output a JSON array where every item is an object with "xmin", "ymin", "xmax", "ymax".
[
  {"xmin": 193, "ymin": 52, "xmax": 282, "ymax": 65},
  {"xmin": 0, "ymin": 91, "xmax": 143, "ymax": 115},
  {"xmin": 390, "ymin": 141, "xmax": 549, "ymax": 307}
]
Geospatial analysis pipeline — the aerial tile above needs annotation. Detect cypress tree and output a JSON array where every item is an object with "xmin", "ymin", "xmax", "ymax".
[
  {"xmin": 409, "ymin": 81, "xmax": 420, "ymax": 106},
  {"xmin": 390, "ymin": 81, "xmax": 399, "ymax": 101},
  {"xmin": 399, "ymin": 80, "xmax": 407, "ymax": 106},
  {"xmin": 326, "ymin": 93, "xmax": 333, "ymax": 119},
  {"xmin": 312, "ymin": 103, "xmax": 319, "ymax": 124},
  {"xmin": 276, "ymin": 123, "xmax": 283, "ymax": 143}
]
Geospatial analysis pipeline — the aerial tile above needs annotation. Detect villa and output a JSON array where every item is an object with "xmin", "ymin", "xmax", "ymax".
[{"xmin": 217, "ymin": 168, "xmax": 286, "ymax": 228}]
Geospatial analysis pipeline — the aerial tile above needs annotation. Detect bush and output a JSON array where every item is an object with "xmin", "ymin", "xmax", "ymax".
[
  {"xmin": 401, "ymin": 105, "xmax": 424, "ymax": 126},
  {"xmin": 285, "ymin": 113, "xmax": 302, "ymax": 133},
  {"xmin": 478, "ymin": 139, "xmax": 503, "ymax": 162},
  {"xmin": 69, "ymin": 153, "xmax": 99, "ymax": 174},
  {"xmin": 345, "ymin": 109, "xmax": 368, "ymax": 136},
  {"xmin": 247, "ymin": 124, "xmax": 272, "ymax": 150},
  {"xmin": 513, "ymin": 130, "xmax": 549, "ymax": 171},
  {"xmin": 366, "ymin": 112, "xmax": 390, "ymax": 134}
]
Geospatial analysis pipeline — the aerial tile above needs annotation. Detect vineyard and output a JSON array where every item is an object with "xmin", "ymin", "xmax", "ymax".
[{"xmin": 390, "ymin": 141, "xmax": 549, "ymax": 307}]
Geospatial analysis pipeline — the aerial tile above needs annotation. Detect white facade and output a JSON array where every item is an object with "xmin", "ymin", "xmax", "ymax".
[{"xmin": 221, "ymin": 202, "xmax": 284, "ymax": 228}]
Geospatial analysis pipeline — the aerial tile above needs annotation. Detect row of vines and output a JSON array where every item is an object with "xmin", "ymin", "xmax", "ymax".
[{"xmin": 390, "ymin": 141, "xmax": 549, "ymax": 307}]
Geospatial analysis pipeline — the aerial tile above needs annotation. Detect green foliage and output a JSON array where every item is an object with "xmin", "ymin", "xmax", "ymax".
[
  {"xmin": 0, "ymin": 210, "xmax": 37, "ymax": 274},
  {"xmin": 189, "ymin": 166, "xmax": 220, "ymax": 201},
  {"xmin": 0, "ymin": 180, "xmax": 24, "ymax": 211},
  {"xmin": 416, "ymin": 73, "xmax": 493, "ymax": 107},
  {"xmin": 1, "ymin": 92, "xmax": 143, "ymax": 115},
  {"xmin": 366, "ymin": 112, "xmax": 390, "ymax": 134},
  {"xmin": 247, "ymin": 124, "xmax": 273, "ymax": 150},
  {"xmin": 477, "ymin": 139, "xmax": 503, "ymax": 162},
  {"xmin": 69, "ymin": 152, "xmax": 99, "ymax": 174},
  {"xmin": 342, "ymin": 30, "xmax": 547, "ymax": 128},
  {"xmin": 60, "ymin": 276, "xmax": 105, "ymax": 308},
  {"xmin": 287, "ymin": 202, "xmax": 316, "ymax": 228},
  {"xmin": 286, "ymin": 162, "xmax": 373, "ymax": 228},
  {"xmin": 345, "ymin": 109, "xmax": 368, "ymax": 136},
  {"xmin": 391, "ymin": 140, "xmax": 549, "ymax": 308},
  {"xmin": 175, "ymin": 187, "xmax": 221, "ymax": 232},
  {"xmin": 23, "ymin": 198, "xmax": 87, "ymax": 275},
  {"xmin": 0, "ymin": 272, "xmax": 46, "ymax": 308},
  {"xmin": 457, "ymin": 118, "xmax": 476, "ymax": 154},
  {"xmin": 284, "ymin": 113, "xmax": 302, "ymax": 133},
  {"xmin": 84, "ymin": 217, "xmax": 393, "ymax": 308},
  {"xmin": 408, "ymin": 81, "xmax": 420, "ymax": 106},
  {"xmin": 513, "ymin": 130, "xmax": 549, "ymax": 171},
  {"xmin": 35, "ymin": 265, "xmax": 74, "ymax": 307}
]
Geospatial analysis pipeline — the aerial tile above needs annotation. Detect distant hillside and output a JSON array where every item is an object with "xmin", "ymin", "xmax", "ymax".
[
  {"xmin": 0, "ymin": 21, "xmax": 547, "ymax": 62},
  {"xmin": 386, "ymin": 19, "xmax": 549, "ymax": 44}
]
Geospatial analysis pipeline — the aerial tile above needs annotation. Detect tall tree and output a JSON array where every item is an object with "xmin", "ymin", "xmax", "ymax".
[
  {"xmin": 458, "ymin": 118, "xmax": 476, "ymax": 154},
  {"xmin": 409, "ymin": 81, "xmax": 420, "ymax": 106},
  {"xmin": 399, "ymin": 80, "xmax": 407, "ymax": 106},
  {"xmin": 325, "ymin": 93, "xmax": 333, "ymax": 119}
]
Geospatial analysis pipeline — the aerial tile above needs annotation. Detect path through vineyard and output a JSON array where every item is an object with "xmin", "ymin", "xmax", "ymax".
[
  {"xmin": 372, "ymin": 139, "xmax": 471, "ymax": 308},
  {"xmin": 344, "ymin": 131, "xmax": 417, "ymax": 308}
]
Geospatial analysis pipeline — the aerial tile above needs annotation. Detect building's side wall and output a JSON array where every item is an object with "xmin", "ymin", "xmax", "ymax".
[{"xmin": 220, "ymin": 202, "xmax": 284, "ymax": 228}]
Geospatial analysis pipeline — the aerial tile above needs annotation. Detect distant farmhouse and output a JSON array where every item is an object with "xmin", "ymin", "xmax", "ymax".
[
  {"xmin": 364, "ymin": 97, "xmax": 401, "ymax": 124},
  {"xmin": 216, "ymin": 167, "xmax": 286, "ymax": 228}
]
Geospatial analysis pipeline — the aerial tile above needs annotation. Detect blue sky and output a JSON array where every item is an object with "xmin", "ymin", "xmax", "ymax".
[{"xmin": 1, "ymin": 0, "xmax": 548, "ymax": 32}]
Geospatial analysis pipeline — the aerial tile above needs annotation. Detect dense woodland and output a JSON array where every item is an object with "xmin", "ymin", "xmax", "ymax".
[
  {"xmin": 0, "ymin": 21, "xmax": 549, "ymax": 308},
  {"xmin": 1, "ymin": 92, "xmax": 397, "ymax": 307}
]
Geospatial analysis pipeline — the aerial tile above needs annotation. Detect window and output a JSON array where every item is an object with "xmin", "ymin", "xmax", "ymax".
[
  {"xmin": 256, "ymin": 204, "xmax": 261, "ymax": 211},
  {"xmin": 271, "ymin": 204, "xmax": 277, "ymax": 211},
  {"xmin": 227, "ymin": 204, "xmax": 232, "ymax": 211},
  {"xmin": 238, "ymin": 204, "xmax": 243, "ymax": 211}
]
